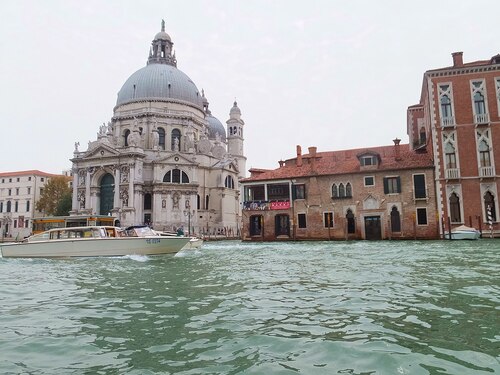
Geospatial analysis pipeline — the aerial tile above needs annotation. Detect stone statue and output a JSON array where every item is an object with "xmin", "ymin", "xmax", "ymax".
[
  {"xmin": 120, "ymin": 188, "xmax": 129, "ymax": 207},
  {"xmin": 173, "ymin": 137, "xmax": 179, "ymax": 152},
  {"xmin": 151, "ymin": 126, "xmax": 160, "ymax": 149},
  {"xmin": 74, "ymin": 142, "xmax": 80, "ymax": 152}
]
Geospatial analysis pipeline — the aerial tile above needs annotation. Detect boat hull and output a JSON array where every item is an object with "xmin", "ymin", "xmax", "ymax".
[{"xmin": 0, "ymin": 236, "xmax": 190, "ymax": 258}]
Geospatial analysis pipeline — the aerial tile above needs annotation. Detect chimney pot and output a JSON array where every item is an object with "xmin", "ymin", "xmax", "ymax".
[{"xmin": 452, "ymin": 52, "xmax": 463, "ymax": 67}]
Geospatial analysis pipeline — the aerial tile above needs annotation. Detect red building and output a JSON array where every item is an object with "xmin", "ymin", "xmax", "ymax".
[
  {"xmin": 241, "ymin": 142, "xmax": 438, "ymax": 241},
  {"xmin": 408, "ymin": 52, "xmax": 500, "ymax": 237}
]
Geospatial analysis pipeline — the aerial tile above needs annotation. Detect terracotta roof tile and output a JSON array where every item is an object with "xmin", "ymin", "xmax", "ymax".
[{"xmin": 242, "ymin": 144, "xmax": 433, "ymax": 182}]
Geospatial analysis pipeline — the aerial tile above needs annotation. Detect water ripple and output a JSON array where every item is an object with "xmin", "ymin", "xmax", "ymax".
[{"xmin": 0, "ymin": 240, "xmax": 498, "ymax": 374}]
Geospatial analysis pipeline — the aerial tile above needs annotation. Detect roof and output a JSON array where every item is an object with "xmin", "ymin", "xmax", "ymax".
[
  {"xmin": 242, "ymin": 144, "xmax": 433, "ymax": 182},
  {"xmin": 0, "ymin": 170, "xmax": 62, "ymax": 178}
]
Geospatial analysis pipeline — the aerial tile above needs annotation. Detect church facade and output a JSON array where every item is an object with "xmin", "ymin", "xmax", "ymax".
[{"xmin": 70, "ymin": 21, "xmax": 246, "ymax": 235}]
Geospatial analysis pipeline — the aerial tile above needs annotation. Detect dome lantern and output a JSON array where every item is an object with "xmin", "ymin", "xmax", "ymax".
[{"xmin": 148, "ymin": 19, "xmax": 176, "ymax": 67}]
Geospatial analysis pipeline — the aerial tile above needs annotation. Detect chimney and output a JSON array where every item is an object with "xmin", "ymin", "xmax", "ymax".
[
  {"xmin": 452, "ymin": 52, "xmax": 463, "ymax": 67},
  {"xmin": 393, "ymin": 138, "xmax": 401, "ymax": 161},
  {"xmin": 296, "ymin": 145, "xmax": 302, "ymax": 167},
  {"xmin": 278, "ymin": 160, "xmax": 284, "ymax": 168},
  {"xmin": 308, "ymin": 146, "xmax": 317, "ymax": 171}
]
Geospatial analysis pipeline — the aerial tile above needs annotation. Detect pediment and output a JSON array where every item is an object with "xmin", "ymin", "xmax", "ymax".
[
  {"xmin": 211, "ymin": 158, "xmax": 239, "ymax": 173},
  {"xmin": 84, "ymin": 143, "xmax": 121, "ymax": 159},
  {"xmin": 155, "ymin": 153, "xmax": 196, "ymax": 166}
]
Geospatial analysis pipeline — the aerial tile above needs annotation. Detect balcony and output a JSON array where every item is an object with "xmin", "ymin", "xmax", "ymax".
[
  {"xmin": 446, "ymin": 168, "xmax": 460, "ymax": 180},
  {"xmin": 441, "ymin": 116, "xmax": 455, "ymax": 128},
  {"xmin": 474, "ymin": 113, "xmax": 490, "ymax": 125},
  {"xmin": 479, "ymin": 166, "xmax": 495, "ymax": 178}
]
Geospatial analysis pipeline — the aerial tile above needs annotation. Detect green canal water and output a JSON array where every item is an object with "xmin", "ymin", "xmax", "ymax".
[{"xmin": 0, "ymin": 240, "xmax": 498, "ymax": 374}]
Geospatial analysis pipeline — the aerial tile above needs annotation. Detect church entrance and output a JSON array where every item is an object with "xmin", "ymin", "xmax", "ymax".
[
  {"xmin": 364, "ymin": 216, "xmax": 382, "ymax": 240},
  {"xmin": 100, "ymin": 173, "xmax": 114, "ymax": 215}
]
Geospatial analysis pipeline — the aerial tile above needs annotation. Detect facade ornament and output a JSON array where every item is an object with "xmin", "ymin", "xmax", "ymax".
[
  {"xmin": 172, "ymin": 192, "xmax": 180, "ymax": 210},
  {"xmin": 77, "ymin": 190, "xmax": 85, "ymax": 208},
  {"xmin": 78, "ymin": 170, "xmax": 86, "ymax": 186},
  {"xmin": 120, "ymin": 165, "xmax": 129, "ymax": 183},
  {"xmin": 120, "ymin": 188, "xmax": 129, "ymax": 206}
]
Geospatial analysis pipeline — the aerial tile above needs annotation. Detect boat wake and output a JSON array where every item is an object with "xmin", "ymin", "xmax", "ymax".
[{"xmin": 122, "ymin": 254, "xmax": 150, "ymax": 262}]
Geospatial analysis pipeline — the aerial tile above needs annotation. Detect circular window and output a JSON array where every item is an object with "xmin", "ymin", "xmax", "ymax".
[{"xmin": 174, "ymin": 157, "xmax": 179, "ymax": 161}]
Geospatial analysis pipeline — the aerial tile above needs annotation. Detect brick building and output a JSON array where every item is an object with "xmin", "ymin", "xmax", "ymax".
[
  {"xmin": 408, "ymin": 52, "xmax": 500, "ymax": 236},
  {"xmin": 241, "ymin": 142, "xmax": 438, "ymax": 241}
]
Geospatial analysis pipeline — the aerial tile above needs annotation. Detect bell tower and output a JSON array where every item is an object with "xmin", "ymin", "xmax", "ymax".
[{"xmin": 226, "ymin": 101, "xmax": 246, "ymax": 178}]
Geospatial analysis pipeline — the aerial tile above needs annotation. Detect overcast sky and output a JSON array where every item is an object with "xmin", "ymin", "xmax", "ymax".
[{"xmin": 1, "ymin": 0, "xmax": 499, "ymax": 175}]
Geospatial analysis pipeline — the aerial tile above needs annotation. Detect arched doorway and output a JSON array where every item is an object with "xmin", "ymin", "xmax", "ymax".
[
  {"xmin": 100, "ymin": 173, "xmax": 114, "ymax": 215},
  {"xmin": 346, "ymin": 209, "xmax": 355, "ymax": 234}
]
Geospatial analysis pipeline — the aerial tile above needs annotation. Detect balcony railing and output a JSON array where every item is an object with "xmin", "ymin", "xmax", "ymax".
[
  {"xmin": 479, "ymin": 166, "xmax": 495, "ymax": 178},
  {"xmin": 474, "ymin": 113, "xmax": 490, "ymax": 125},
  {"xmin": 446, "ymin": 168, "xmax": 460, "ymax": 179},
  {"xmin": 441, "ymin": 116, "xmax": 455, "ymax": 127},
  {"xmin": 243, "ymin": 200, "xmax": 290, "ymax": 211}
]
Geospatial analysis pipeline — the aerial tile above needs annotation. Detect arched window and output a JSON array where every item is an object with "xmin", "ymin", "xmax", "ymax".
[
  {"xmin": 484, "ymin": 191, "xmax": 496, "ymax": 222},
  {"xmin": 99, "ymin": 173, "xmax": 114, "ymax": 215},
  {"xmin": 225, "ymin": 175, "xmax": 235, "ymax": 189},
  {"xmin": 449, "ymin": 192, "xmax": 461, "ymax": 223},
  {"xmin": 158, "ymin": 128, "xmax": 166, "ymax": 150},
  {"xmin": 197, "ymin": 194, "xmax": 200, "ymax": 210},
  {"xmin": 346, "ymin": 209, "xmax": 355, "ymax": 234},
  {"xmin": 444, "ymin": 143, "xmax": 457, "ymax": 169},
  {"xmin": 390, "ymin": 206, "xmax": 401, "ymax": 232},
  {"xmin": 0, "ymin": 202, "xmax": 3, "ymax": 212},
  {"xmin": 171, "ymin": 129, "xmax": 181, "ymax": 151},
  {"xmin": 345, "ymin": 183, "xmax": 352, "ymax": 198},
  {"xmin": 441, "ymin": 95, "xmax": 452, "ymax": 117},
  {"xmin": 6, "ymin": 201, "xmax": 11, "ymax": 213},
  {"xmin": 205, "ymin": 195, "xmax": 209, "ymax": 210},
  {"xmin": 144, "ymin": 193, "xmax": 152, "ymax": 210},
  {"xmin": 332, "ymin": 184, "xmax": 338, "ymax": 198},
  {"xmin": 124, "ymin": 129, "xmax": 130, "ymax": 147},
  {"xmin": 14, "ymin": 201, "xmax": 18, "ymax": 212},
  {"xmin": 474, "ymin": 91, "xmax": 486, "ymax": 114},
  {"xmin": 163, "ymin": 169, "xmax": 189, "ymax": 184},
  {"xmin": 339, "ymin": 183, "xmax": 345, "ymax": 198},
  {"xmin": 479, "ymin": 140, "xmax": 491, "ymax": 167}
]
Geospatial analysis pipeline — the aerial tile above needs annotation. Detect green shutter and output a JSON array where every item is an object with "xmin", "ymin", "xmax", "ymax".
[
  {"xmin": 383, "ymin": 178, "xmax": 389, "ymax": 194},
  {"xmin": 396, "ymin": 176, "xmax": 401, "ymax": 193}
]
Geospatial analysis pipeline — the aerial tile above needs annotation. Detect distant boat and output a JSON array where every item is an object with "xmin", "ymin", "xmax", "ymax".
[
  {"xmin": 445, "ymin": 225, "xmax": 481, "ymax": 240},
  {"xmin": 0, "ymin": 226, "xmax": 190, "ymax": 258}
]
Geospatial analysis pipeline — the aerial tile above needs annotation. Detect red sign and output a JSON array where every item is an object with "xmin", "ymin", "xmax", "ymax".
[{"xmin": 270, "ymin": 201, "xmax": 290, "ymax": 210}]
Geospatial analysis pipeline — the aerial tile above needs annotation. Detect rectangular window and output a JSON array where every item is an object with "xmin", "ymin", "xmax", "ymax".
[
  {"xmin": 383, "ymin": 176, "xmax": 401, "ymax": 194},
  {"xmin": 28, "ymin": 177, "xmax": 31, "ymax": 181},
  {"xmin": 413, "ymin": 174, "xmax": 426, "ymax": 199},
  {"xmin": 360, "ymin": 156, "xmax": 375, "ymax": 166},
  {"xmin": 8, "ymin": 189, "xmax": 12, "ymax": 196},
  {"xmin": 324, "ymin": 212, "xmax": 334, "ymax": 228},
  {"xmin": 17, "ymin": 178, "xmax": 20, "ymax": 182},
  {"xmin": 16, "ymin": 188, "xmax": 19, "ymax": 195},
  {"xmin": 41, "ymin": 178, "xmax": 44, "ymax": 182},
  {"xmin": 28, "ymin": 187, "xmax": 31, "ymax": 194},
  {"xmin": 416, "ymin": 208, "xmax": 428, "ymax": 225},
  {"xmin": 293, "ymin": 184, "xmax": 306, "ymax": 200},
  {"xmin": 298, "ymin": 213, "xmax": 307, "ymax": 229},
  {"xmin": 364, "ymin": 176, "xmax": 374, "ymax": 186},
  {"xmin": 26, "ymin": 200, "xmax": 30, "ymax": 212}
]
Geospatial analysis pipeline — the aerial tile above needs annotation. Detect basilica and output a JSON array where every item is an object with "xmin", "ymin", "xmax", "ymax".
[{"xmin": 70, "ymin": 21, "xmax": 246, "ymax": 235}]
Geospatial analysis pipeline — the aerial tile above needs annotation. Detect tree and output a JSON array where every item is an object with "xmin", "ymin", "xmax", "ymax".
[{"xmin": 36, "ymin": 176, "xmax": 72, "ymax": 216}]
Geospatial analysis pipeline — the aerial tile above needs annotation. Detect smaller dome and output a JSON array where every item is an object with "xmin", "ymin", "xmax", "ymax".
[
  {"xmin": 206, "ymin": 113, "xmax": 226, "ymax": 142},
  {"xmin": 154, "ymin": 30, "xmax": 171, "ymax": 41}
]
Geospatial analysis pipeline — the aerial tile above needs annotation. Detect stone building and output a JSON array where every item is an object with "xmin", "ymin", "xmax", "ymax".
[
  {"xmin": 0, "ymin": 170, "xmax": 60, "ymax": 239},
  {"xmin": 70, "ymin": 21, "xmax": 246, "ymax": 235},
  {"xmin": 408, "ymin": 52, "xmax": 500, "ymax": 236},
  {"xmin": 241, "ymin": 142, "xmax": 438, "ymax": 241}
]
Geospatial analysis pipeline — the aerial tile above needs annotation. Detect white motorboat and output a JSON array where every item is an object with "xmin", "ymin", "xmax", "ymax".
[
  {"xmin": 445, "ymin": 225, "xmax": 481, "ymax": 240},
  {"xmin": 0, "ymin": 226, "xmax": 190, "ymax": 258}
]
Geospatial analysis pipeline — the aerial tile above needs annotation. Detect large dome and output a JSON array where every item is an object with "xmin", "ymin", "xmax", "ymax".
[{"xmin": 116, "ymin": 64, "xmax": 203, "ymax": 108}]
